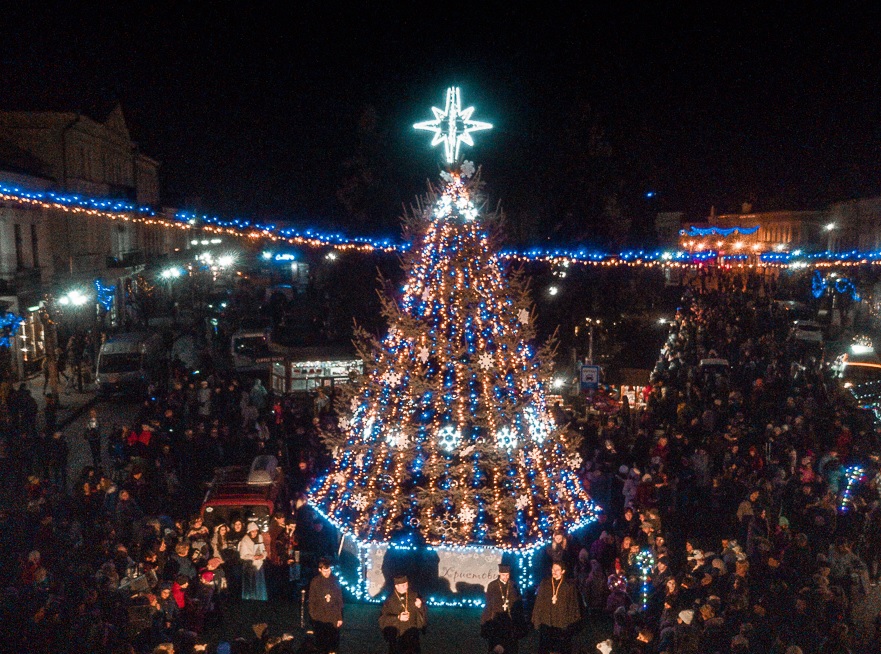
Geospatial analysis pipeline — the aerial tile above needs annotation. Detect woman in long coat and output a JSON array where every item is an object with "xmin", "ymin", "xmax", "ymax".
[{"xmin": 237, "ymin": 522, "xmax": 268, "ymax": 601}]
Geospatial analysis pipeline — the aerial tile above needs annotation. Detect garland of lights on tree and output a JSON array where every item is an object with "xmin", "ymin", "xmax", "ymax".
[{"xmin": 309, "ymin": 87, "xmax": 597, "ymax": 554}]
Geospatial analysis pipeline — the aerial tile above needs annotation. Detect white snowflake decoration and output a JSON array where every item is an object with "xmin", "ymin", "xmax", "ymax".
[
  {"xmin": 421, "ymin": 288, "xmax": 431, "ymax": 302},
  {"xmin": 515, "ymin": 495, "xmax": 529, "ymax": 511},
  {"xmin": 496, "ymin": 426, "xmax": 518, "ymax": 451},
  {"xmin": 518, "ymin": 308, "xmax": 530, "ymax": 325},
  {"xmin": 338, "ymin": 417, "xmax": 351, "ymax": 431},
  {"xmin": 350, "ymin": 397, "xmax": 361, "ymax": 413},
  {"xmin": 459, "ymin": 506, "xmax": 477, "ymax": 524},
  {"xmin": 476, "ymin": 352, "xmax": 494, "ymax": 371},
  {"xmin": 460, "ymin": 160, "xmax": 476, "ymax": 178},
  {"xmin": 460, "ymin": 445, "xmax": 476, "ymax": 457},
  {"xmin": 386, "ymin": 429, "xmax": 409, "ymax": 449},
  {"xmin": 351, "ymin": 494, "xmax": 368, "ymax": 511},
  {"xmin": 437, "ymin": 424, "xmax": 462, "ymax": 452},
  {"xmin": 417, "ymin": 346, "xmax": 430, "ymax": 364},
  {"xmin": 569, "ymin": 453, "xmax": 583, "ymax": 469},
  {"xmin": 354, "ymin": 452, "xmax": 365, "ymax": 468},
  {"xmin": 387, "ymin": 327, "xmax": 402, "ymax": 341},
  {"xmin": 331, "ymin": 472, "xmax": 346, "ymax": 486},
  {"xmin": 440, "ymin": 171, "xmax": 453, "ymax": 183},
  {"xmin": 381, "ymin": 370, "xmax": 402, "ymax": 387},
  {"xmin": 524, "ymin": 407, "xmax": 549, "ymax": 444}
]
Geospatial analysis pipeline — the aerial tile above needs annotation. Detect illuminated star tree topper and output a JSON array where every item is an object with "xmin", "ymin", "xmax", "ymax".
[{"xmin": 414, "ymin": 86, "xmax": 492, "ymax": 164}]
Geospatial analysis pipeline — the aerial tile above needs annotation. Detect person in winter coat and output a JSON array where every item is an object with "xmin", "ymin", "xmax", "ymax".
[
  {"xmin": 308, "ymin": 558, "xmax": 344, "ymax": 654},
  {"xmin": 379, "ymin": 575, "xmax": 427, "ymax": 654},
  {"xmin": 532, "ymin": 562, "xmax": 581, "ymax": 654}
]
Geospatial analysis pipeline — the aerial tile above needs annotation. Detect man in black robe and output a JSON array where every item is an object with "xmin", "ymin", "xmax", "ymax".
[
  {"xmin": 532, "ymin": 562, "xmax": 581, "ymax": 654},
  {"xmin": 481, "ymin": 564, "xmax": 523, "ymax": 654},
  {"xmin": 379, "ymin": 575, "xmax": 427, "ymax": 654},
  {"xmin": 308, "ymin": 558, "xmax": 344, "ymax": 654}
]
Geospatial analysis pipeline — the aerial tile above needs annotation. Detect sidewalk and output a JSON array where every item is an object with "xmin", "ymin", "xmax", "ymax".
[{"xmin": 22, "ymin": 372, "xmax": 97, "ymax": 432}]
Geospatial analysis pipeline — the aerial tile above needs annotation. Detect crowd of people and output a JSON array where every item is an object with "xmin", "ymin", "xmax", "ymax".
[
  {"xmin": 0, "ymin": 345, "xmax": 338, "ymax": 654},
  {"xmin": 541, "ymin": 284, "xmax": 881, "ymax": 654},
  {"xmin": 3, "ymin": 277, "xmax": 881, "ymax": 654}
]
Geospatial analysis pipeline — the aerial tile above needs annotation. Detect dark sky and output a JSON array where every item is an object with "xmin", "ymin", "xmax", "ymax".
[{"xmin": 2, "ymin": 3, "xmax": 881, "ymax": 243}]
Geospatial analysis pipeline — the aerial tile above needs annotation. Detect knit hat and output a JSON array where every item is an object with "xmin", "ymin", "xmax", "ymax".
[
  {"xmin": 596, "ymin": 639, "xmax": 613, "ymax": 654},
  {"xmin": 200, "ymin": 570, "xmax": 214, "ymax": 582},
  {"xmin": 679, "ymin": 609, "xmax": 694, "ymax": 625},
  {"xmin": 246, "ymin": 522, "xmax": 259, "ymax": 532}
]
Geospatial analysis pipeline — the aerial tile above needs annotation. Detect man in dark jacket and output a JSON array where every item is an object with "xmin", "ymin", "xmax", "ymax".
[
  {"xmin": 379, "ymin": 575, "xmax": 427, "ymax": 654},
  {"xmin": 308, "ymin": 558, "xmax": 344, "ymax": 654},
  {"xmin": 481, "ymin": 564, "xmax": 523, "ymax": 654},
  {"xmin": 532, "ymin": 562, "xmax": 581, "ymax": 654}
]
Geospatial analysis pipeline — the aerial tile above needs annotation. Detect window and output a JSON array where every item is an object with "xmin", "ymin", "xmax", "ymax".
[
  {"xmin": 30, "ymin": 224, "xmax": 39, "ymax": 267},
  {"xmin": 13, "ymin": 224, "xmax": 24, "ymax": 270}
]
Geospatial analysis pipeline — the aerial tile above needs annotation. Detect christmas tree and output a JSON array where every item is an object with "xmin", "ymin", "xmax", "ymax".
[{"xmin": 310, "ymin": 88, "xmax": 595, "ymax": 553}]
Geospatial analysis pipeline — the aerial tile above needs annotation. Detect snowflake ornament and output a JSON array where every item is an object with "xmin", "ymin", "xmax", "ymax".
[
  {"xmin": 337, "ymin": 417, "xmax": 351, "ymax": 431},
  {"xmin": 458, "ymin": 506, "xmax": 477, "ymax": 524},
  {"xmin": 437, "ymin": 424, "xmax": 462, "ymax": 452},
  {"xmin": 476, "ymin": 352, "xmax": 494, "ymax": 371},
  {"xmin": 569, "ymin": 453, "xmax": 583, "ymax": 469},
  {"xmin": 350, "ymin": 397, "xmax": 361, "ymax": 414},
  {"xmin": 460, "ymin": 160, "xmax": 476, "ymax": 178},
  {"xmin": 440, "ymin": 171, "xmax": 453, "ymax": 183},
  {"xmin": 354, "ymin": 453, "xmax": 365, "ymax": 468},
  {"xmin": 381, "ymin": 370, "xmax": 403, "ymax": 387},
  {"xmin": 496, "ymin": 426, "xmax": 518, "ymax": 451},
  {"xmin": 386, "ymin": 429, "xmax": 409, "ymax": 449},
  {"xmin": 518, "ymin": 308, "xmax": 530, "ymax": 325},
  {"xmin": 331, "ymin": 472, "xmax": 346, "ymax": 486},
  {"xmin": 387, "ymin": 327, "xmax": 402, "ymax": 341},
  {"xmin": 515, "ymin": 495, "xmax": 529, "ymax": 511},
  {"xmin": 351, "ymin": 494, "xmax": 368, "ymax": 511},
  {"xmin": 460, "ymin": 445, "xmax": 476, "ymax": 457},
  {"xmin": 417, "ymin": 346, "xmax": 430, "ymax": 364},
  {"xmin": 421, "ymin": 288, "xmax": 431, "ymax": 302}
]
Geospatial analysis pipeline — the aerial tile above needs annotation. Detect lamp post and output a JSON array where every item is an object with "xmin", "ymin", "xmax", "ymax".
[
  {"xmin": 161, "ymin": 267, "xmax": 183, "ymax": 324},
  {"xmin": 585, "ymin": 317, "xmax": 602, "ymax": 364},
  {"xmin": 825, "ymin": 222, "xmax": 837, "ymax": 254},
  {"xmin": 58, "ymin": 289, "xmax": 92, "ymax": 392}
]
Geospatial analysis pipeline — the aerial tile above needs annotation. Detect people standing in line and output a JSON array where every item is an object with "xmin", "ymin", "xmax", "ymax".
[
  {"xmin": 379, "ymin": 575, "xmax": 427, "ymax": 654},
  {"xmin": 532, "ymin": 562, "xmax": 581, "ymax": 654},
  {"xmin": 481, "ymin": 563, "xmax": 523, "ymax": 654},
  {"xmin": 237, "ymin": 522, "xmax": 268, "ymax": 601},
  {"xmin": 308, "ymin": 558, "xmax": 344, "ymax": 654}
]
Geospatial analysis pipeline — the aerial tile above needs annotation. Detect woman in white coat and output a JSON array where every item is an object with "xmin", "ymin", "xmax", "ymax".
[{"xmin": 238, "ymin": 522, "xmax": 268, "ymax": 601}]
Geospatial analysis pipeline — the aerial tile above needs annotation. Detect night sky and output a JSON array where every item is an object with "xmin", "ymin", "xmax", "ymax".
[{"xmin": 2, "ymin": 4, "xmax": 881, "ymax": 245}]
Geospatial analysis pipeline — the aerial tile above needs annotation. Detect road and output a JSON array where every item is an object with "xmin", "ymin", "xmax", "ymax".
[{"xmin": 64, "ymin": 395, "xmax": 142, "ymax": 492}]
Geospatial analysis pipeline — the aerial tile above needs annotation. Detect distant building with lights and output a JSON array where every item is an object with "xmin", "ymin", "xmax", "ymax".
[
  {"xmin": 679, "ymin": 205, "xmax": 829, "ymax": 256},
  {"xmin": 0, "ymin": 103, "xmax": 184, "ymax": 378}
]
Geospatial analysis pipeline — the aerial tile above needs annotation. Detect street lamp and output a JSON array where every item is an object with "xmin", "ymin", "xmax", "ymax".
[
  {"xmin": 825, "ymin": 222, "xmax": 837, "ymax": 253},
  {"xmin": 58, "ymin": 289, "xmax": 90, "ymax": 307}
]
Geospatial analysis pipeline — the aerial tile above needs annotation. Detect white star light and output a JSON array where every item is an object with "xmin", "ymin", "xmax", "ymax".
[
  {"xmin": 414, "ymin": 87, "xmax": 492, "ymax": 164},
  {"xmin": 417, "ymin": 346, "xmax": 430, "ymax": 364}
]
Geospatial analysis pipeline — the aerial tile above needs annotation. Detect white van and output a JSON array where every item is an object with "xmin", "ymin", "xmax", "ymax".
[{"xmin": 96, "ymin": 332, "xmax": 164, "ymax": 397}]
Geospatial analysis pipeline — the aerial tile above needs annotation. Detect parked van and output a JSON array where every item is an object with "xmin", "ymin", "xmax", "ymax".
[{"xmin": 95, "ymin": 332, "xmax": 164, "ymax": 397}]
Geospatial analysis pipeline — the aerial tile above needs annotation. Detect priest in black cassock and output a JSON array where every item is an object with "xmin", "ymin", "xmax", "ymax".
[
  {"xmin": 308, "ymin": 558, "xmax": 344, "ymax": 654},
  {"xmin": 481, "ymin": 564, "xmax": 523, "ymax": 654},
  {"xmin": 531, "ymin": 562, "xmax": 581, "ymax": 654},
  {"xmin": 379, "ymin": 575, "xmax": 428, "ymax": 654}
]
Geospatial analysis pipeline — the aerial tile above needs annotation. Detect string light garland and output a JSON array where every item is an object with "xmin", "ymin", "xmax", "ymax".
[
  {"xmin": 5, "ymin": 180, "xmax": 881, "ymax": 272},
  {"xmin": 840, "ymin": 466, "xmax": 865, "ymax": 513},
  {"xmin": 634, "ymin": 549, "xmax": 655, "ymax": 611},
  {"xmin": 0, "ymin": 312, "xmax": 23, "ymax": 348}
]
